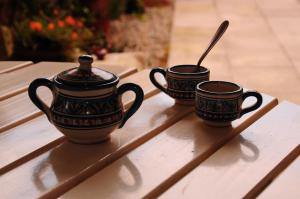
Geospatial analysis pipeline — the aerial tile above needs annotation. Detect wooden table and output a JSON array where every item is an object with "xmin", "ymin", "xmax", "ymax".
[{"xmin": 0, "ymin": 61, "xmax": 299, "ymax": 199}]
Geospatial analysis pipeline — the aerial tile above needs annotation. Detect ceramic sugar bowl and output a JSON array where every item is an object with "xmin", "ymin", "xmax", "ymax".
[{"xmin": 28, "ymin": 55, "xmax": 144, "ymax": 144}]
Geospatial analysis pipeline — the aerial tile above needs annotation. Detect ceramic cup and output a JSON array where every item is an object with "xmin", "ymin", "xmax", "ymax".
[
  {"xmin": 150, "ymin": 65, "xmax": 210, "ymax": 105},
  {"xmin": 195, "ymin": 81, "xmax": 263, "ymax": 126}
]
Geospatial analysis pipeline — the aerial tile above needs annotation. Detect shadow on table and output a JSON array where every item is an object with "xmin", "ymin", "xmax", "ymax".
[
  {"xmin": 165, "ymin": 115, "xmax": 259, "ymax": 166},
  {"xmin": 32, "ymin": 141, "xmax": 142, "ymax": 193},
  {"xmin": 31, "ymin": 101, "xmax": 192, "ymax": 194},
  {"xmin": 149, "ymin": 103, "xmax": 193, "ymax": 128},
  {"xmin": 199, "ymin": 135, "xmax": 260, "ymax": 167}
]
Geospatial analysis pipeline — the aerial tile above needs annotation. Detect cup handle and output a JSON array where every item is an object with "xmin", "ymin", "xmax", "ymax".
[
  {"xmin": 149, "ymin": 67, "xmax": 167, "ymax": 94},
  {"xmin": 240, "ymin": 91, "xmax": 263, "ymax": 117},
  {"xmin": 28, "ymin": 78, "xmax": 54, "ymax": 121},
  {"xmin": 117, "ymin": 83, "xmax": 144, "ymax": 128}
]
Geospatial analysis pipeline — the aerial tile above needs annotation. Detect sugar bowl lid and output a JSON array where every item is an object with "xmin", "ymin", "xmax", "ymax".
[{"xmin": 54, "ymin": 55, "xmax": 119, "ymax": 90}]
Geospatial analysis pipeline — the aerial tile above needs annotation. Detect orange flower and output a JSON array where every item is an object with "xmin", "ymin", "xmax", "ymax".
[
  {"xmin": 65, "ymin": 16, "xmax": 76, "ymax": 26},
  {"xmin": 30, "ymin": 22, "xmax": 36, "ymax": 30},
  {"xmin": 47, "ymin": 23, "xmax": 55, "ymax": 30},
  {"xmin": 35, "ymin": 22, "xmax": 42, "ymax": 31},
  {"xmin": 71, "ymin": 32, "xmax": 78, "ymax": 40},
  {"xmin": 76, "ymin": 20, "xmax": 83, "ymax": 28},
  {"xmin": 30, "ymin": 21, "xmax": 43, "ymax": 31},
  {"xmin": 57, "ymin": 20, "xmax": 64, "ymax": 28}
]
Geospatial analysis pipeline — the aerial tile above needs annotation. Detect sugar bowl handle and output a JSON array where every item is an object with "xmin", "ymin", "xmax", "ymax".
[
  {"xmin": 149, "ymin": 67, "xmax": 167, "ymax": 94},
  {"xmin": 117, "ymin": 83, "xmax": 144, "ymax": 128},
  {"xmin": 240, "ymin": 91, "xmax": 263, "ymax": 117},
  {"xmin": 28, "ymin": 78, "xmax": 54, "ymax": 121}
]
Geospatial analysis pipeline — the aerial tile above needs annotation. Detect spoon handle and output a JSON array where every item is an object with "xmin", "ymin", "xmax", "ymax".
[{"xmin": 197, "ymin": 20, "xmax": 229, "ymax": 66}]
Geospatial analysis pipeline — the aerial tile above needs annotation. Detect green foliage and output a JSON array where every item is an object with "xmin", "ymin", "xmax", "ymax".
[
  {"xmin": 108, "ymin": 0, "xmax": 145, "ymax": 19},
  {"xmin": 126, "ymin": 0, "xmax": 145, "ymax": 15},
  {"xmin": 108, "ymin": 0, "xmax": 126, "ymax": 19}
]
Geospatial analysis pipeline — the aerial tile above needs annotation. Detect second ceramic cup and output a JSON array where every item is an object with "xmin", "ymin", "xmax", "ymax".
[
  {"xmin": 150, "ymin": 65, "xmax": 210, "ymax": 105},
  {"xmin": 195, "ymin": 81, "xmax": 263, "ymax": 127}
]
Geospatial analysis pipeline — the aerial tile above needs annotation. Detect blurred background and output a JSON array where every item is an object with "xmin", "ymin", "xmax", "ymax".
[
  {"xmin": 168, "ymin": 0, "xmax": 300, "ymax": 104},
  {"xmin": 0, "ymin": 0, "xmax": 173, "ymax": 66},
  {"xmin": 0, "ymin": 0, "xmax": 299, "ymax": 104}
]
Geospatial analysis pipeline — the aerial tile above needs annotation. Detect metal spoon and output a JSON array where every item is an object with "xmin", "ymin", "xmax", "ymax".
[{"xmin": 197, "ymin": 20, "xmax": 229, "ymax": 67}]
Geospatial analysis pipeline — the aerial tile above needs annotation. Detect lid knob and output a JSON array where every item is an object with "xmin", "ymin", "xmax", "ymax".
[{"xmin": 78, "ymin": 55, "xmax": 93, "ymax": 72}]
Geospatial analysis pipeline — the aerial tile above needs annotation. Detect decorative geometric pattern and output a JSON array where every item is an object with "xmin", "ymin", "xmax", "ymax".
[
  {"xmin": 166, "ymin": 75, "xmax": 209, "ymax": 100},
  {"xmin": 52, "ymin": 111, "xmax": 123, "ymax": 129},
  {"xmin": 195, "ymin": 95, "xmax": 240, "ymax": 122},
  {"xmin": 51, "ymin": 92, "xmax": 123, "ymax": 129},
  {"xmin": 167, "ymin": 90, "xmax": 195, "ymax": 100},
  {"xmin": 167, "ymin": 76, "xmax": 209, "ymax": 91},
  {"xmin": 52, "ymin": 93, "xmax": 121, "ymax": 115}
]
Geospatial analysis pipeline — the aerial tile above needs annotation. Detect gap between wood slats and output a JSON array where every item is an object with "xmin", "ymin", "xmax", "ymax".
[
  {"xmin": 245, "ymin": 145, "xmax": 300, "ymax": 198},
  {"xmin": 257, "ymin": 154, "xmax": 300, "ymax": 199},
  {"xmin": 0, "ymin": 136, "xmax": 66, "ymax": 175},
  {"xmin": 0, "ymin": 86, "xmax": 28, "ymax": 101},
  {"xmin": 0, "ymin": 62, "xmax": 76, "ymax": 102},
  {"xmin": 0, "ymin": 111, "xmax": 44, "ymax": 134},
  {"xmin": 0, "ymin": 61, "xmax": 33, "ymax": 74}
]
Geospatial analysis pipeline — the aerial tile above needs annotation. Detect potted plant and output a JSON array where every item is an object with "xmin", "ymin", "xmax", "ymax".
[{"xmin": 11, "ymin": 0, "xmax": 106, "ymax": 62}]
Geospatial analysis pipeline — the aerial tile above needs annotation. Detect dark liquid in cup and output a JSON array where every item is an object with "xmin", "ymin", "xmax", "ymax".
[
  {"xmin": 170, "ymin": 65, "xmax": 208, "ymax": 74},
  {"xmin": 199, "ymin": 81, "xmax": 240, "ymax": 93}
]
